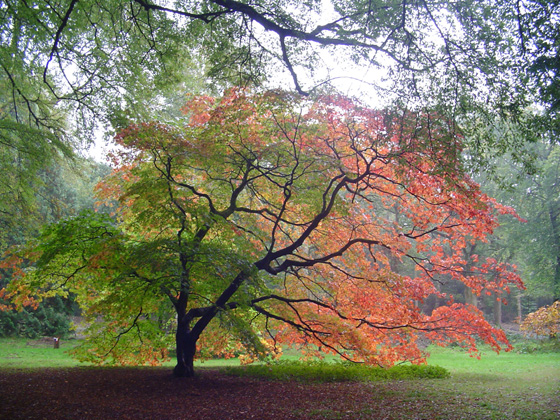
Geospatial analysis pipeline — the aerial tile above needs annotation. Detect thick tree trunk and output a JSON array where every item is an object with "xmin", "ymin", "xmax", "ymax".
[
  {"xmin": 173, "ymin": 318, "xmax": 197, "ymax": 378},
  {"xmin": 171, "ymin": 270, "xmax": 250, "ymax": 377}
]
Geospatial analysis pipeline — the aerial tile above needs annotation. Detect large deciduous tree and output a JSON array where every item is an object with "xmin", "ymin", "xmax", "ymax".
[
  {"xmin": 1, "ymin": 0, "xmax": 529, "ymax": 98},
  {"xmin": 4, "ymin": 90, "xmax": 523, "ymax": 377},
  {"xmin": 0, "ymin": 1, "xmax": 546, "ymax": 149}
]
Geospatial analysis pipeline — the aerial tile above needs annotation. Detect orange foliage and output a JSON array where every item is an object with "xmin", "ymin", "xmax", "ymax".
[
  {"xmin": 6, "ymin": 88, "xmax": 524, "ymax": 369},
  {"xmin": 520, "ymin": 301, "xmax": 560, "ymax": 338},
  {"xmin": 106, "ymin": 88, "xmax": 524, "ymax": 365}
]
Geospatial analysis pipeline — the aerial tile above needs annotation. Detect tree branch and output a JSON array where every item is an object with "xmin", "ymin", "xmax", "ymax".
[
  {"xmin": 132, "ymin": 0, "xmax": 230, "ymax": 22},
  {"xmin": 44, "ymin": 0, "xmax": 79, "ymax": 83}
]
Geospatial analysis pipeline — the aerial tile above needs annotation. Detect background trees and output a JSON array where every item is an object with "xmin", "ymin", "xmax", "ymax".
[
  {"xmin": 482, "ymin": 140, "xmax": 560, "ymax": 309},
  {"xmin": 1, "ymin": 1, "xmax": 551, "ymax": 240},
  {"xmin": 0, "ymin": 157, "xmax": 109, "ymax": 338},
  {"xmin": 0, "ymin": 1, "xmax": 545, "ymax": 145}
]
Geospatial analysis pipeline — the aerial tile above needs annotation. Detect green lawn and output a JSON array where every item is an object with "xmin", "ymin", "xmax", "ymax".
[
  {"xmin": 0, "ymin": 337, "xmax": 245, "ymax": 369},
  {"xmin": 420, "ymin": 346, "xmax": 560, "ymax": 419},
  {"xmin": 0, "ymin": 338, "xmax": 85, "ymax": 369}
]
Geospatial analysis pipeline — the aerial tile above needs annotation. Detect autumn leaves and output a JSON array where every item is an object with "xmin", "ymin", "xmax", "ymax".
[{"xmin": 3, "ymin": 89, "xmax": 524, "ymax": 372}]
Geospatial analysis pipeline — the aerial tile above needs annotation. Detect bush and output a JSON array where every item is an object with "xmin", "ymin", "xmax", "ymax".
[
  {"xmin": 520, "ymin": 301, "xmax": 560, "ymax": 339},
  {"xmin": 0, "ymin": 296, "xmax": 73, "ymax": 338},
  {"xmin": 226, "ymin": 360, "xmax": 449, "ymax": 382}
]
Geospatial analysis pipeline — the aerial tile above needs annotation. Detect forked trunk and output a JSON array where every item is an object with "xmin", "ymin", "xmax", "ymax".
[
  {"xmin": 172, "ymin": 270, "xmax": 247, "ymax": 377},
  {"xmin": 174, "ymin": 318, "xmax": 197, "ymax": 378}
]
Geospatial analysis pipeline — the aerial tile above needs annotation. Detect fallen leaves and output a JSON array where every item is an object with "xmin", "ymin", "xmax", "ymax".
[{"xmin": 1, "ymin": 367, "xmax": 558, "ymax": 419}]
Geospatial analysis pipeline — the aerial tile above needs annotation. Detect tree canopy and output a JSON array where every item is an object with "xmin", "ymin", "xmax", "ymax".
[
  {"xmin": 4, "ymin": 90, "xmax": 524, "ymax": 376},
  {"xmin": 0, "ymin": 1, "xmax": 549, "ymax": 131},
  {"xmin": 1, "ymin": 0, "xmax": 555, "ymax": 236}
]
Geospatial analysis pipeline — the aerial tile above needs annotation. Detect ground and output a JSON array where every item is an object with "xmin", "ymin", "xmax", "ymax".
[
  {"xmin": 1, "ymin": 364, "xmax": 559, "ymax": 419},
  {"xmin": 1, "ymin": 368, "xmax": 382, "ymax": 420}
]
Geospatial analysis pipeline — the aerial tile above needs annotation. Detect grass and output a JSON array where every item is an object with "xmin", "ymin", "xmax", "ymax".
[
  {"xmin": 0, "ymin": 338, "xmax": 245, "ymax": 369},
  {"xmin": 0, "ymin": 337, "xmax": 86, "ymax": 369},
  {"xmin": 416, "ymin": 345, "xmax": 560, "ymax": 419},
  {"xmin": 224, "ymin": 343, "xmax": 560, "ymax": 419}
]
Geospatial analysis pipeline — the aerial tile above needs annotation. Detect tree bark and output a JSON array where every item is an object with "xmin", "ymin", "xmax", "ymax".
[
  {"xmin": 170, "ymin": 270, "xmax": 249, "ymax": 377},
  {"xmin": 173, "ymin": 317, "xmax": 197, "ymax": 378},
  {"xmin": 516, "ymin": 293, "xmax": 523, "ymax": 323},
  {"xmin": 463, "ymin": 244, "xmax": 478, "ymax": 308}
]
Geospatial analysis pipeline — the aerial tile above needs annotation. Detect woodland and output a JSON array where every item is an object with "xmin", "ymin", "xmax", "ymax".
[{"xmin": 0, "ymin": 0, "xmax": 559, "ymax": 392}]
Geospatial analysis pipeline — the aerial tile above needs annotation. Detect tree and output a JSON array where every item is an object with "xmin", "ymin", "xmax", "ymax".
[
  {"xmin": 4, "ymin": 90, "xmax": 524, "ymax": 376},
  {"xmin": 513, "ymin": 0, "xmax": 560, "ymax": 304},
  {"xmin": 0, "ymin": 153, "xmax": 110, "ymax": 253},
  {"xmin": 0, "ymin": 0, "xmax": 207, "ymax": 225},
  {"xmin": 0, "ymin": 120, "xmax": 73, "ymax": 249},
  {"xmin": 0, "ymin": 1, "xmax": 542, "ymax": 155},
  {"xmin": 518, "ymin": 0, "xmax": 560, "ymax": 114}
]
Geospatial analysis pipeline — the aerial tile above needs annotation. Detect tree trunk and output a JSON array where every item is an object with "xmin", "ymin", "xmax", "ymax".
[
  {"xmin": 516, "ymin": 293, "xmax": 523, "ymax": 323},
  {"xmin": 171, "ymin": 270, "xmax": 249, "ymax": 377},
  {"xmin": 464, "ymin": 287, "xmax": 478, "ymax": 308},
  {"xmin": 463, "ymin": 245, "xmax": 478, "ymax": 308},
  {"xmin": 173, "ymin": 318, "xmax": 197, "ymax": 378},
  {"xmin": 493, "ymin": 295, "xmax": 502, "ymax": 328}
]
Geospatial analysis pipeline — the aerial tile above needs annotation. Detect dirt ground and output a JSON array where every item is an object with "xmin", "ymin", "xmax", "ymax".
[
  {"xmin": 0, "ymin": 367, "xmax": 398, "ymax": 420},
  {"xmin": 2, "ymin": 364, "xmax": 558, "ymax": 420}
]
